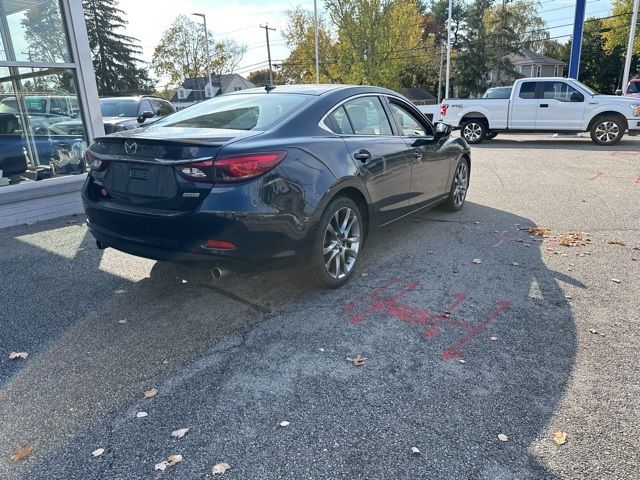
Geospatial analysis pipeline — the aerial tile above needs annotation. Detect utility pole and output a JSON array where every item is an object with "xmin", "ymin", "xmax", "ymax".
[
  {"xmin": 192, "ymin": 13, "xmax": 212, "ymax": 96},
  {"xmin": 445, "ymin": 0, "xmax": 452, "ymax": 99},
  {"xmin": 314, "ymin": 0, "xmax": 320, "ymax": 83},
  {"xmin": 622, "ymin": 0, "xmax": 640, "ymax": 92},
  {"xmin": 259, "ymin": 24, "xmax": 276, "ymax": 84},
  {"xmin": 437, "ymin": 42, "xmax": 445, "ymax": 103}
]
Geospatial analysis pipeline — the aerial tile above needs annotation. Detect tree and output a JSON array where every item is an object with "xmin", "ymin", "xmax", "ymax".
[
  {"xmin": 247, "ymin": 68, "xmax": 284, "ymax": 86},
  {"xmin": 151, "ymin": 15, "xmax": 246, "ymax": 86},
  {"xmin": 21, "ymin": 2, "xmax": 69, "ymax": 63},
  {"xmin": 83, "ymin": 0, "xmax": 153, "ymax": 95}
]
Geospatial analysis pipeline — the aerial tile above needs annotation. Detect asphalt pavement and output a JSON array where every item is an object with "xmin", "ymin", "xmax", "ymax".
[{"xmin": 0, "ymin": 133, "xmax": 638, "ymax": 479}]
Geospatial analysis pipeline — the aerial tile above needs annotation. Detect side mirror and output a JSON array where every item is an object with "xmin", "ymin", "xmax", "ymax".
[
  {"xmin": 137, "ymin": 110, "xmax": 155, "ymax": 123},
  {"xmin": 434, "ymin": 122, "xmax": 451, "ymax": 138},
  {"xmin": 570, "ymin": 91, "xmax": 584, "ymax": 102}
]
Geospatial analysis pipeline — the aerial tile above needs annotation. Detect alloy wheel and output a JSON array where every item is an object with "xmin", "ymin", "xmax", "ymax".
[
  {"xmin": 323, "ymin": 207, "xmax": 360, "ymax": 279},
  {"xmin": 595, "ymin": 121, "xmax": 620, "ymax": 144},
  {"xmin": 453, "ymin": 162, "xmax": 468, "ymax": 207},
  {"xmin": 463, "ymin": 122, "xmax": 483, "ymax": 142}
]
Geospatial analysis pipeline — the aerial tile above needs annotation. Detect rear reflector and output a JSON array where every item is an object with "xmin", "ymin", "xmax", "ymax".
[{"xmin": 204, "ymin": 240, "xmax": 237, "ymax": 250}]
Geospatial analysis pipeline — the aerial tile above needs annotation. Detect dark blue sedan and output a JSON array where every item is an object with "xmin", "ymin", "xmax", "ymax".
[{"xmin": 82, "ymin": 85, "xmax": 470, "ymax": 288}]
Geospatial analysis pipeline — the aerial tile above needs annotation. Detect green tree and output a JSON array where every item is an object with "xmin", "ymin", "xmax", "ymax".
[
  {"xmin": 83, "ymin": 0, "xmax": 153, "ymax": 95},
  {"xmin": 21, "ymin": 1, "xmax": 69, "ymax": 63},
  {"xmin": 151, "ymin": 15, "xmax": 246, "ymax": 87},
  {"xmin": 247, "ymin": 68, "xmax": 284, "ymax": 86}
]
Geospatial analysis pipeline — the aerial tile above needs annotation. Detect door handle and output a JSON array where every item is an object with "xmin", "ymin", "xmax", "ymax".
[
  {"xmin": 353, "ymin": 149, "xmax": 372, "ymax": 162},
  {"xmin": 540, "ymin": 103, "xmax": 549, "ymax": 108},
  {"xmin": 412, "ymin": 151, "xmax": 423, "ymax": 161}
]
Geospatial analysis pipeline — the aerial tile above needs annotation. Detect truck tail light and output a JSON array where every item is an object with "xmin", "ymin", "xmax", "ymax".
[{"xmin": 440, "ymin": 104, "xmax": 449, "ymax": 117}]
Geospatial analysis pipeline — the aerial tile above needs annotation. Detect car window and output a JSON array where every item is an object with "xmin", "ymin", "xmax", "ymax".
[
  {"xmin": 342, "ymin": 96, "xmax": 392, "ymax": 135},
  {"xmin": 152, "ymin": 99, "xmax": 175, "ymax": 116},
  {"xmin": 152, "ymin": 93, "xmax": 309, "ymax": 131},
  {"xmin": 0, "ymin": 113, "xmax": 22, "ymax": 135},
  {"xmin": 99, "ymin": 99, "xmax": 138, "ymax": 117},
  {"xmin": 519, "ymin": 82, "xmax": 537, "ymax": 99},
  {"xmin": 325, "ymin": 106, "xmax": 354, "ymax": 134},
  {"xmin": 628, "ymin": 82, "xmax": 639, "ymax": 94},
  {"xmin": 140, "ymin": 99, "xmax": 154, "ymax": 115},
  {"xmin": 483, "ymin": 87, "xmax": 512, "ymax": 99},
  {"xmin": 542, "ymin": 82, "xmax": 583, "ymax": 102},
  {"xmin": 389, "ymin": 102, "xmax": 429, "ymax": 137}
]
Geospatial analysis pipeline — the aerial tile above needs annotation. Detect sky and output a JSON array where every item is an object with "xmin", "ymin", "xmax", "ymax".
[{"xmin": 119, "ymin": 0, "xmax": 616, "ymax": 86}]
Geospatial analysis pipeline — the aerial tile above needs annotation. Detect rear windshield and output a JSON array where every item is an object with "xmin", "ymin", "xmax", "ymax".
[
  {"xmin": 153, "ymin": 93, "xmax": 309, "ymax": 131},
  {"xmin": 482, "ymin": 88, "xmax": 511, "ymax": 99}
]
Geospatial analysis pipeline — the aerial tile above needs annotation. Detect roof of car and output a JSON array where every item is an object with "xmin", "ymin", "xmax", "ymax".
[
  {"xmin": 225, "ymin": 84, "xmax": 395, "ymax": 96},
  {"xmin": 99, "ymin": 96, "xmax": 168, "ymax": 101}
]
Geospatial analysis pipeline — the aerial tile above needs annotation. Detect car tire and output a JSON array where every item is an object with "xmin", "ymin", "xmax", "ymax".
[
  {"xmin": 461, "ymin": 119, "xmax": 486, "ymax": 144},
  {"xmin": 441, "ymin": 157, "xmax": 470, "ymax": 212},
  {"xmin": 485, "ymin": 131, "xmax": 498, "ymax": 139},
  {"xmin": 307, "ymin": 196, "xmax": 364, "ymax": 288},
  {"xmin": 590, "ymin": 115, "xmax": 625, "ymax": 145}
]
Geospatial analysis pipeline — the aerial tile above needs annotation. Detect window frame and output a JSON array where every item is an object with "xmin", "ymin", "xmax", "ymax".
[{"xmin": 384, "ymin": 97, "xmax": 434, "ymax": 138}]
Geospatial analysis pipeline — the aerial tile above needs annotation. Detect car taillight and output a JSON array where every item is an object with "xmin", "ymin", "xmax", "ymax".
[
  {"xmin": 86, "ymin": 150, "xmax": 109, "ymax": 172},
  {"xmin": 214, "ymin": 151, "xmax": 286, "ymax": 183},
  {"xmin": 440, "ymin": 104, "xmax": 449, "ymax": 117},
  {"xmin": 177, "ymin": 159, "xmax": 215, "ymax": 183}
]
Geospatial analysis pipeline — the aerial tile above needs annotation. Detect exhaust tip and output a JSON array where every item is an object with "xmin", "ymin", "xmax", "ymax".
[
  {"xmin": 96, "ymin": 240, "xmax": 107, "ymax": 250},
  {"xmin": 211, "ymin": 267, "xmax": 223, "ymax": 279}
]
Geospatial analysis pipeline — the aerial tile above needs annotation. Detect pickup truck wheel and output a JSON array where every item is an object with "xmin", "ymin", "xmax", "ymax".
[
  {"xmin": 461, "ymin": 120, "xmax": 486, "ymax": 144},
  {"xmin": 590, "ymin": 116, "xmax": 624, "ymax": 145}
]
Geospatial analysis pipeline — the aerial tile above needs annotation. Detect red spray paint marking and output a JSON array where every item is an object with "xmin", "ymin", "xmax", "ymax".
[
  {"xmin": 492, "ymin": 231, "xmax": 509, "ymax": 247},
  {"xmin": 635, "ymin": 176, "xmax": 640, "ymax": 184},
  {"xmin": 589, "ymin": 171, "xmax": 605, "ymax": 181},
  {"xmin": 344, "ymin": 279, "xmax": 509, "ymax": 360}
]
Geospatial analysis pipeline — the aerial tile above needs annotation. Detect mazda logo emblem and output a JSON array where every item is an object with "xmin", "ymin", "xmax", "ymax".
[{"xmin": 124, "ymin": 140, "xmax": 138, "ymax": 155}]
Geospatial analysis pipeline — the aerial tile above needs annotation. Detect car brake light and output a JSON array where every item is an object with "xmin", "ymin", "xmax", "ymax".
[
  {"xmin": 440, "ymin": 104, "xmax": 449, "ymax": 117},
  {"xmin": 204, "ymin": 240, "xmax": 237, "ymax": 250},
  {"xmin": 214, "ymin": 151, "xmax": 286, "ymax": 183},
  {"xmin": 86, "ymin": 150, "xmax": 109, "ymax": 171}
]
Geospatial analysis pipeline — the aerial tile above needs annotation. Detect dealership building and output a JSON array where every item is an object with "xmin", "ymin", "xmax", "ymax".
[{"xmin": 0, "ymin": 0, "xmax": 103, "ymax": 228}]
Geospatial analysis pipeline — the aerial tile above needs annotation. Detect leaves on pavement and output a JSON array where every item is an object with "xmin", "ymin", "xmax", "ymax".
[
  {"xmin": 91, "ymin": 448, "xmax": 105, "ymax": 458},
  {"xmin": 527, "ymin": 226, "xmax": 550, "ymax": 237},
  {"xmin": 136, "ymin": 411, "xmax": 148, "ymax": 418},
  {"xmin": 411, "ymin": 447, "xmax": 421, "ymax": 455},
  {"xmin": 212, "ymin": 462, "xmax": 231, "ymax": 475},
  {"xmin": 8, "ymin": 352, "xmax": 28, "ymax": 360},
  {"xmin": 346, "ymin": 354, "xmax": 367, "ymax": 366},
  {"xmin": 279, "ymin": 421, "xmax": 290, "ymax": 427},
  {"xmin": 497, "ymin": 433, "xmax": 508, "ymax": 442},
  {"xmin": 155, "ymin": 454, "xmax": 183, "ymax": 471},
  {"xmin": 144, "ymin": 388, "xmax": 158, "ymax": 399},
  {"xmin": 171, "ymin": 428, "xmax": 190, "ymax": 439},
  {"xmin": 559, "ymin": 232, "xmax": 590, "ymax": 247},
  {"xmin": 553, "ymin": 431, "xmax": 568, "ymax": 445},
  {"xmin": 472, "ymin": 259, "xmax": 482, "ymax": 264},
  {"xmin": 10, "ymin": 444, "xmax": 33, "ymax": 462},
  {"xmin": 606, "ymin": 239, "xmax": 626, "ymax": 246}
]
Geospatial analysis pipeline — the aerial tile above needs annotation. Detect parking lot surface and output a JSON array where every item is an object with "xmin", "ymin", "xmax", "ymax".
[{"xmin": 1, "ymin": 134, "xmax": 638, "ymax": 479}]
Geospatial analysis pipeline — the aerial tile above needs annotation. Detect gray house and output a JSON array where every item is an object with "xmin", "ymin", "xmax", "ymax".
[
  {"xmin": 171, "ymin": 74, "xmax": 255, "ymax": 109},
  {"xmin": 489, "ymin": 48, "xmax": 565, "ymax": 85}
]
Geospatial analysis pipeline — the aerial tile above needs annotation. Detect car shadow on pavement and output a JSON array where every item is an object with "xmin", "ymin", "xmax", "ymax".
[
  {"xmin": 473, "ymin": 136, "xmax": 640, "ymax": 152},
  {"xmin": 0, "ymin": 202, "xmax": 578, "ymax": 479}
]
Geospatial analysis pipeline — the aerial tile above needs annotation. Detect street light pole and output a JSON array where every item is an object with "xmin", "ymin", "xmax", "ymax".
[
  {"xmin": 192, "ymin": 13, "xmax": 212, "ymax": 97},
  {"xmin": 622, "ymin": 0, "xmax": 640, "ymax": 92},
  {"xmin": 314, "ymin": 0, "xmax": 320, "ymax": 84},
  {"xmin": 445, "ymin": 0, "xmax": 452, "ymax": 99}
]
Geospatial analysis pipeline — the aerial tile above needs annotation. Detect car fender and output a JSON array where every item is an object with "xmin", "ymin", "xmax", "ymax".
[{"xmin": 583, "ymin": 106, "xmax": 631, "ymax": 130}]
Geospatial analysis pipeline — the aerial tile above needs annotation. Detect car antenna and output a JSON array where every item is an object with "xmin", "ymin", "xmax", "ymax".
[{"xmin": 265, "ymin": 83, "xmax": 276, "ymax": 93}]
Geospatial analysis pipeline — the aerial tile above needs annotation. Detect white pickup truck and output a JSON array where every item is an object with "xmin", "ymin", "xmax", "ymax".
[{"xmin": 439, "ymin": 77, "xmax": 640, "ymax": 145}]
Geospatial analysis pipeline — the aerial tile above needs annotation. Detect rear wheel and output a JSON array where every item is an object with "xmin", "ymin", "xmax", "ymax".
[
  {"xmin": 307, "ymin": 197, "xmax": 363, "ymax": 288},
  {"xmin": 590, "ymin": 115, "xmax": 625, "ymax": 145},
  {"xmin": 461, "ymin": 119, "xmax": 486, "ymax": 144},
  {"xmin": 441, "ymin": 157, "xmax": 470, "ymax": 212}
]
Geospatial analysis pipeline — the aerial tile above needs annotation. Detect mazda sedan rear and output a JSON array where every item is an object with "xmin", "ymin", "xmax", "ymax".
[{"xmin": 82, "ymin": 85, "xmax": 470, "ymax": 287}]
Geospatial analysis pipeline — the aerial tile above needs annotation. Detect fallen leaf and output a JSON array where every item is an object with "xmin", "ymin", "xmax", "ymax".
[
  {"xmin": 527, "ymin": 226, "xmax": 550, "ymax": 237},
  {"xmin": 9, "ymin": 352, "xmax": 28, "ymax": 360},
  {"xmin": 606, "ymin": 240, "xmax": 626, "ymax": 246},
  {"xmin": 136, "ymin": 411, "xmax": 148, "ymax": 418},
  {"xmin": 91, "ymin": 448, "xmax": 105, "ymax": 458},
  {"xmin": 411, "ymin": 446, "xmax": 421, "ymax": 455},
  {"xmin": 155, "ymin": 454, "xmax": 183, "ymax": 471},
  {"xmin": 511, "ymin": 262, "xmax": 520, "ymax": 266},
  {"xmin": 346, "ymin": 354, "xmax": 367, "ymax": 366},
  {"xmin": 361, "ymin": 272, "xmax": 368, "ymax": 277},
  {"xmin": 490, "ymin": 336, "xmax": 497, "ymax": 341},
  {"xmin": 611, "ymin": 278, "xmax": 621, "ymax": 284},
  {"xmin": 634, "ymin": 247, "xmax": 640, "ymax": 251},
  {"xmin": 279, "ymin": 421, "xmax": 290, "ymax": 427},
  {"xmin": 118, "ymin": 319, "xmax": 127, "ymax": 324},
  {"xmin": 212, "ymin": 462, "xmax": 231, "ymax": 475},
  {"xmin": 589, "ymin": 329, "xmax": 598, "ymax": 334},
  {"xmin": 171, "ymin": 428, "xmax": 190, "ymax": 439},
  {"xmin": 472, "ymin": 259, "xmax": 482, "ymax": 264},
  {"xmin": 459, "ymin": 359, "xmax": 466, "ymax": 364},
  {"xmin": 181, "ymin": 279, "xmax": 188, "ymax": 284},
  {"xmin": 553, "ymin": 431, "xmax": 567, "ymax": 445},
  {"xmin": 558, "ymin": 232, "xmax": 590, "ymax": 247},
  {"xmin": 497, "ymin": 433, "xmax": 508, "ymax": 442},
  {"xmin": 144, "ymin": 388, "xmax": 158, "ymax": 399},
  {"xmin": 10, "ymin": 444, "xmax": 33, "ymax": 462}
]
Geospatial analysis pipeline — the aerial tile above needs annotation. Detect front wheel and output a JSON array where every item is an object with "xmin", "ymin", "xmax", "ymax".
[
  {"xmin": 307, "ymin": 197, "xmax": 363, "ymax": 288},
  {"xmin": 441, "ymin": 157, "xmax": 470, "ymax": 212},
  {"xmin": 461, "ymin": 120, "xmax": 486, "ymax": 144},
  {"xmin": 590, "ymin": 116, "xmax": 625, "ymax": 145}
]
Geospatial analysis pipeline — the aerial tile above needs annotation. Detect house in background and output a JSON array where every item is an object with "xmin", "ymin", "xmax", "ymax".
[
  {"xmin": 400, "ymin": 87, "xmax": 437, "ymax": 106},
  {"xmin": 488, "ymin": 47, "xmax": 565, "ymax": 85},
  {"xmin": 171, "ymin": 74, "xmax": 255, "ymax": 109}
]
